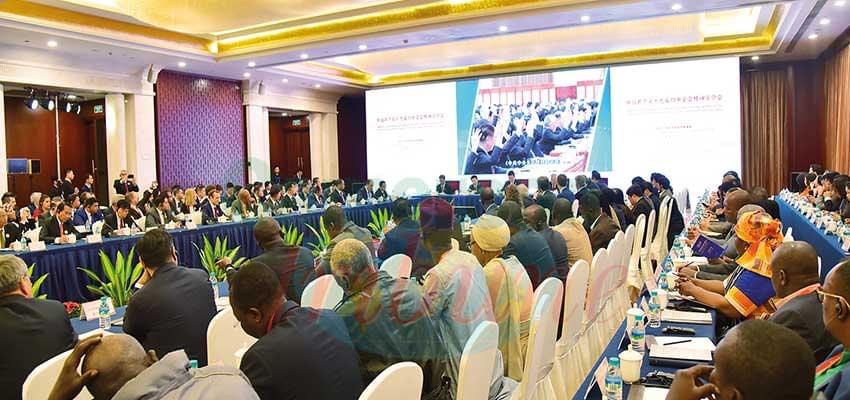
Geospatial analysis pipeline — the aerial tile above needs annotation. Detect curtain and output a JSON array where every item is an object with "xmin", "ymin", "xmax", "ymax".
[
  {"xmin": 823, "ymin": 44, "xmax": 850, "ymax": 173},
  {"xmin": 741, "ymin": 69, "xmax": 789, "ymax": 194}
]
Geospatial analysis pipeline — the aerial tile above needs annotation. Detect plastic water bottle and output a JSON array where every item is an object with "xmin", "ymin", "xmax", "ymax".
[
  {"xmin": 605, "ymin": 357, "xmax": 623, "ymax": 400},
  {"xmin": 629, "ymin": 314, "xmax": 646, "ymax": 354},
  {"xmin": 648, "ymin": 290, "xmax": 662, "ymax": 328},
  {"xmin": 209, "ymin": 272, "xmax": 219, "ymax": 300},
  {"xmin": 659, "ymin": 272, "xmax": 670, "ymax": 291},
  {"xmin": 98, "ymin": 296, "xmax": 111, "ymax": 330}
]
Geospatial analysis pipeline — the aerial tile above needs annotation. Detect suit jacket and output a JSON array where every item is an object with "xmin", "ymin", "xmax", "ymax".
[
  {"xmin": 201, "ymin": 201, "xmax": 223, "ymax": 225},
  {"xmin": 72, "ymin": 208, "xmax": 104, "ymax": 227},
  {"xmin": 503, "ymin": 226, "xmax": 556, "ymax": 288},
  {"xmin": 377, "ymin": 218, "xmax": 421, "ymax": 261},
  {"xmin": 263, "ymin": 198, "xmax": 283, "ymax": 215},
  {"xmin": 307, "ymin": 193, "xmax": 325, "ymax": 209},
  {"xmin": 556, "ymin": 188, "xmax": 576, "ymax": 203},
  {"xmin": 539, "ymin": 227, "xmax": 570, "ymax": 281},
  {"xmin": 102, "ymin": 213, "xmax": 138, "ymax": 237},
  {"xmin": 374, "ymin": 188, "xmax": 389, "ymax": 200},
  {"xmin": 769, "ymin": 291, "xmax": 837, "ymax": 362},
  {"xmin": 240, "ymin": 301, "xmax": 363, "ymax": 400},
  {"xmin": 589, "ymin": 214, "xmax": 620, "ymax": 254},
  {"xmin": 128, "ymin": 206, "xmax": 143, "ymax": 221},
  {"xmin": 356, "ymin": 187, "xmax": 374, "ymax": 202},
  {"xmin": 1, "ymin": 224, "xmax": 22, "ymax": 247},
  {"xmin": 230, "ymin": 200, "xmax": 257, "ymax": 218},
  {"xmin": 435, "ymin": 183, "xmax": 452, "ymax": 195},
  {"xmin": 145, "ymin": 208, "xmax": 175, "ymax": 229},
  {"xmin": 39, "ymin": 216, "xmax": 80, "ymax": 243},
  {"xmin": 463, "ymin": 147, "xmax": 504, "ymax": 175},
  {"xmin": 0, "ymin": 296, "xmax": 77, "ymax": 399},
  {"xmin": 249, "ymin": 242, "xmax": 315, "ymax": 303},
  {"xmin": 328, "ymin": 189, "xmax": 345, "ymax": 205},
  {"xmin": 124, "ymin": 263, "xmax": 216, "ymax": 366},
  {"xmin": 60, "ymin": 179, "xmax": 75, "ymax": 200},
  {"xmin": 280, "ymin": 194, "xmax": 299, "ymax": 211},
  {"xmin": 536, "ymin": 190, "xmax": 556, "ymax": 211},
  {"xmin": 80, "ymin": 183, "xmax": 93, "ymax": 193},
  {"xmin": 113, "ymin": 179, "xmax": 138, "ymax": 195},
  {"xmin": 818, "ymin": 345, "xmax": 850, "ymax": 400}
]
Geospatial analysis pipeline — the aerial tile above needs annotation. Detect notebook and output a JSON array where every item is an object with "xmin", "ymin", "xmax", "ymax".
[{"xmin": 661, "ymin": 309, "xmax": 712, "ymax": 324}]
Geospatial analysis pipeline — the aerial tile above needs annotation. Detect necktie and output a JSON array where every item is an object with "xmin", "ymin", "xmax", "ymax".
[
  {"xmin": 119, "ymin": 218, "xmax": 123, "ymax": 229},
  {"xmin": 1, "ymin": 229, "xmax": 5, "ymax": 248},
  {"xmin": 124, "ymin": 182, "xmax": 128, "ymax": 193}
]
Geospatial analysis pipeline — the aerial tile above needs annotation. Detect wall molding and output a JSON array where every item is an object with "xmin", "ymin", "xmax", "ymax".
[{"xmin": 0, "ymin": 59, "xmax": 154, "ymax": 95}]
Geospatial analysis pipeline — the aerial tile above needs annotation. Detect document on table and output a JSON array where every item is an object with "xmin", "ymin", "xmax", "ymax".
[
  {"xmin": 649, "ymin": 336, "xmax": 716, "ymax": 352},
  {"xmin": 627, "ymin": 386, "xmax": 669, "ymax": 400},
  {"xmin": 661, "ymin": 309, "xmax": 712, "ymax": 324},
  {"xmin": 649, "ymin": 344, "xmax": 713, "ymax": 362}
]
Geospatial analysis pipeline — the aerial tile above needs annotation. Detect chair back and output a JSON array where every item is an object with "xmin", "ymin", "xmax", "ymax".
[
  {"xmin": 517, "ymin": 294, "xmax": 557, "ymax": 400},
  {"xmin": 661, "ymin": 197, "xmax": 675, "ymax": 251},
  {"xmin": 301, "ymin": 275, "xmax": 344, "ymax": 309},
  {"xmin": 784, "ymin": 227, "xmax": 794, "ymax": 242},
  {"xmin": 560, "ymin": 260, "xmax": 590, "ymax": 349},
  {"xmin": 534, "ymin": 277, "xmax": 564, "ymax": 329},
  {"xmin": 207, "ymin": 307, "xmax": 258, "ymax": 368},
  {"xmin": 629, "ymin": 214, "xmax": 646, "ymax": 268},
  {"xmin": 584, "ymin": 249, "xmax": 609, "ymax": 324},
  {"xmin": 643, "ymin": 210, "xmax": 656, "ymax": 253},
  {"xmin": 380, "ymin": 254, "xmax": 413, "ymax": 279},
  {"xmin": 358, "ymin": 362, "xmax": 424, "ymax": 400},
  {"xmin": 457, "ymin": 321, "xmax": 500, "ymax": 400},
  {"xmin": 621, "ymin": 224, "xmax": 636, "ymax": 275},
  {"xmin": 652, "ymin": 198, "xmax": 670, "ymax": 249},
  {"xmin": 675, "ymin": 187, "xmax": 690, "ymax": 217},
  {"xmin": 23, "ymin": 349, "xmax": 92, "ymax": 400}
]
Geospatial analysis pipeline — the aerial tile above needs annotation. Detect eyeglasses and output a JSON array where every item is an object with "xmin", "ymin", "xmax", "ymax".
[{"xmin": 817, "ymin": 289, "xmax": 850, "ymax": 308}]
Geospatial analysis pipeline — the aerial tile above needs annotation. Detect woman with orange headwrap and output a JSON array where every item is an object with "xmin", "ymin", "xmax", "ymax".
[{"xmin": 678, "ymin": 210, "xmax": 784, "ymax": 320}]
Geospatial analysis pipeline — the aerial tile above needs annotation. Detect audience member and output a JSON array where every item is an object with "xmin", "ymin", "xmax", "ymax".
[
  {"xmin": 40, "ymin": 202, "xmax": 80, "ymax": 244},
  {"xmin": 815, "ymin": 259, "xmax": 850, "ymax": 398},
  {"xmin": 534, "ymin": 176, "xmax": 556, "ymax": 211},
  {"xmin": 33, "ymin": 193, "xmax": 52, "ymax": 224},
  {"xmin": 231, "ymin": 188, "xmax": 258, "ymax": 218},
  {"xmin": 481, "ymin": 187, "xmax": 500, "ymax": 216},
  {"xmin": 317, "ymin": 205, "xmax": 374, "ymax": 276},
  {"xmin": 60, "ymin": 169, "xmax": 76, "ymax": 200},
  {"xmin": 498, "ymin": 200, "xmax": 556, "ymax": 287},
  {"xmin": 280, "ymin": 182, "xmax": 299, "ymax": 211},
  {"xmin": 356, "ymin": 180, "xmax": 374, "ymax": 202},
  {"xmin": 524, "ymin": 204, "xmax": 570, "ymax": 280},
  {"xmin": 102, "ymin": 199, "xmax": 136, "ymax": 237},
  {"xmin": 72, "ymin": 197, "xmax": 103, "ymax": 228},
  {"xmin": 80, "ymin": 173, "xmax": 94, "ymax": 194},
  {"xmin": 113, "ymin": 170, "xmax": 138, "ymax": 195},
  {"xmin": 0, "ymin": 209, "xmax": 22, "ymax": 247},
  {"xmin": 555, "ymin": 174, "xmax": 575, "ymax": 202},
  {"xmin": 374, "ymin": 180, "xmax": 388, "ymax": 200},
  {"xmin": 200, "ymin": 188, "xmax": 223, "ymax": 224},
  {"xmin": 377, "ymin": 198, "xmax": 421, "ymax": 260},
  {"xmin": 263, "ymin": 184, "xmax": 283, "ymax": 214},
  {"xmin": 551, "ymin": 198, "xmax": 593, "ymax": 267},
  {"xmin": 328, "ymin": 179, "xmax": 347, "ymax": 204},
  {"xmin": 125, "ymin": 192, "xmax": 143, "ymax": 220},
  {"xmin": 516, "ymin": 184, "xmax": 534, "ymax": 208},
  {"xmin": 144, "ymin": 194, "xmax": 175, "ymax": 229},
  {"xmin": 580, "ymin": 192, "xmax": 619, "ymax": 254},
  {"xmin": 307, "ymin": 185, "xmax": 325, "ymax": 209}
]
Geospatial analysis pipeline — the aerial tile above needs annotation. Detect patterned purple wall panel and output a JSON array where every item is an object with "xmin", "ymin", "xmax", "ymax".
[{"xmin": 156, "ymin": 70, "xmax": 245, "ymax": 188}]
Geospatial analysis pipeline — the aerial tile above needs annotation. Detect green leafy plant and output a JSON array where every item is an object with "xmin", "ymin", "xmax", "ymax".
[
  {"xmin": 306, "ymin": 217, "xmax": 332, "ymax": 257},
  {"xmin": 412, "ymin": 204, "xmax": 421, "ymax": 222},
  {"xmin": 368, "ymin": 208, "xmax": 390, "ymax": 238},
  {"xmin": 281, "ymin": 224, "xmax": 304, "ymax": 246},
  {"xmin": 193, "ymin": 236, "xmax": 246, "ymax": 281},
  {"xmin": 27, "ymin": 263, "xmax": 48, "ymax": 300},
  {"xmin": 78, "ymin": 248, "xmax": 143, "ymax": 307}
]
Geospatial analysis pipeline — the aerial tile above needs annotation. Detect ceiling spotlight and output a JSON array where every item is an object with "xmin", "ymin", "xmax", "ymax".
[
  {"xmin": 282, "ymin": 78, "xmax": 289, "ymax": 83},
  {"xmin": 47, "ymin": 40, "xmax": 58, "ymax": 48},
  {"xmin": 820, "ymin": 18, "xmax": 831, "ymax": 25},
  {"xmin": 808, "ymin": 33, "xmax": 819, "ymax": 40},
  {"xmin": 498, "ymin": 25, "xmax": 508, "ymax": 32},
  {"xmin": 25, "ymin": 96, "xmax": 38, "ymax": 110},
  {"xmin": 64, "ymin": 101, "xmax": 73, "ymax": 113},
  {"xmin": 751, "ymin": 55, "xmax": 760, "ymax": 61},
  {"xmin": 248, "ymin": 61, "xmax": 256, "ymax": 67},
  {"xmin": 300, "ymin": 53, "xmax": 309, "ymax": 59},
  {"xmin": 243, "ymin": 72, "xmax": 251, "ymax": 78},
  {"xmin": 358, "ymin": 44, "xmax": 368, "ymax": 51},
  {"xmin": 835, "ymin": 0, "xmax": 846, "ymax": 6},
  {"xmin": 281, "ymin": 112, "xmax": 288, "ymax": 117},
  {"xmin": 39, "ymin": 98, "xmax": 55, "ymax": 111},
  {"xmin": 671, "ymin": 3, "xmax": 682, "ymax": 11},
  {"xmin": 314, "ymin": 84, "xmax": 321, "ymax": 88},
  {"xmin": 178, "ymin": 61, "xmax": 187, "ymax": 67},
  {"xmin": 580, "ymin": 15, "xmax": 591, "ymax": 22}
]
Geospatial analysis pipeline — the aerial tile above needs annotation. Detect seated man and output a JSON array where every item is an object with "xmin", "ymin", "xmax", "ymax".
[
  {"xmin": 479, "ymin": 188, "xmax": 500, "ymax": 217},
  {"xmin": 498, "ymin": 200, "xmax": 555, "ymax": 288},
  {"xmin": 124, "ymin": 229, "xmax": 217, "ymax": 365},
  {"xmin": 39, "ymin": 202, "xmax": 81, "ymax": 244},
  {"xmin": 815, "ymin": 259, "xmax": 850, "ymax": 399},
  {"xmin": 377, "ymin": 198, "xmax": 421, "ymax": 261},
  {"xmin": 470, "ymin": 215, "xmax": 533, "ymax": 381},
  {"xmin": 769, "ymin": 241, "xmax": 837, "ymax": 362},
  {"xmin": 144, "ymin": 194, "xmax": 175, "ymax": 229},
  {"xmin": 468, "ymin": 175, "xmax": 482, "ymax": 194},
  {"xmin": 579, "ymin": 192, "xmax": 619, "ymax": 255},
  {"xmin": 555, "ymin": 174, "xmax": 575, "ymax": 202},
  {"xmin": 328, "ymin": 180, "xmax": 346, "ymax": 204},
  {"xmin": 0, "ymin": 255, "xmax": 76, "ymax": 399},
  {"xmin": 307, "ymin": 187, "xmax": 325, "ymax": 209},
  {"xmin": 200, "ymin": 188, "xmax": 224, "ymax": 225},
  {"xmin": 551, "ymin": 198, "xmax": 593, "ymax": 268},
  {"xmin": 102, "ymin": 199, "xmax": 137, "ymax": 237},
  {"xmin": 436, "ymin": 174, "xmax": 452, "ymax": 195},
  {"xmin": 72, "ymin": 197, "xmax": 103, "ymax": 229},
  {"xmin": 523, "ymin": 204, "xmax": 569, "ymax": 281},
  {"xmin": 374, "ymin": 181, "xmax": 389, "ymax": 201},
  {"xmin": 317, "ymin": 205, "xmax": 374, "ymax": 276},
  {"xmin": 331, "ymin": 239, "xmax": 448, "ymax": 396},
  {"xmin": 356, "ymin": 180, "xmax": 375, "ymax": 202},
  {"xmin": 0, "ymin": 208, "xmax": 22, "ymax": 247},
  {"xmin": 229, "ymin": 262, "xmax": 363, "ymax": 400},
  {"xmin": 534, "ymin": 176, "xmax": 556, "ymax": 211},
  {"xmin": 665, "ymin": 320, "xmax": 815, "ymax": 400},
  {"xmin": 263, "ymin": 185, "xmax": 283, "ymax": 215},
  {"xmin": 279, "ymin": 182, "xmax": 300, "ymax": 212},
  {"xmin": 48, "ymin": 334, "xmax": 259, "ymax": 400}
]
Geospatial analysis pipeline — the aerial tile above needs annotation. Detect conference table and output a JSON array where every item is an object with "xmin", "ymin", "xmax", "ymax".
[{"xmin": 775, "ymin": 197, "xmax": 849, "ymax": 280}]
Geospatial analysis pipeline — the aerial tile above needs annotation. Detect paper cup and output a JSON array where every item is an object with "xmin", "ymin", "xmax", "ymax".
[
  {"xmin": 656, "ymin": 289, "xmax": 669, "ymax": 309},
  {"xmin": 619, "ymin": 350, "xmax": 643, "ymax": 383},
  {"xmin": 626, "ymin": 308, "xmax": 645, "ymax": 335}
]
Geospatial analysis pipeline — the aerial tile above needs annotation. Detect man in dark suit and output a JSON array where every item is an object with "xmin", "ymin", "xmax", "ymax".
[
  {"xmin": 80, "ymin": 173, "xmax": 95, "ymax": 194},
  {"xmin": 279, "ymin": 182, "xmax": 299, "ymax": 212},
  {"xmin": 769, "ymin": 242, "xmax": 837, "ymax": 362},
  {"xmin": 463, "ymin": 123, "xmax": 506, "ymax": 175},
  {"xmin": 555, "ymin": 174, "xmax": 575, "ymax": 202},
  {"xmin": 435, "ymin": 175, "xmax": 452, "ymax": 194},
  {"xmin": 102, "ymin": 200, "xmax": 137, "ymax": 237},
  {"xmin": 328, "ymin": 180, "xmax": 346, "ymax": 205},
  {"xmin": 0, "ymin": 210, "xmax": 22, "ymax": 248},
  {"xmin": 0, "ymin": 255, "xmax": 77, "ymax": 399},
  {"xmin": 271, "ymin": 165, "xmax": 283, "ymax": 185},
  {"xmin": 230, "ymin": 262, "xmax": 363, "ymax": 400},
  {"xmin": 627, "ymin": 184, "xmax": 654, "ymax": 221},
  {"xmin": 591, "ymin": 170, "xmax": 608, "ymax": 190},
  {"xmin": 113, "ymin": 170, "xmax": 138, "ymax": 195},
  {"xmin": 145, "ymin": 194, "xmax": 175, "ymax": 229},
  {"xmin": 356, "ymin": 180, "xmax": 375, "ymax": 202},
  {"xmin": 124, "ymin": 229, "xmax": 216, "ymax": 366},
  {"xmin": 60, "ymin": 169, "xmax": 76, "ymax": 201},
  {"xmin": 72, "ymin": 197, "xmax": 103, "ymax": 228},
  {"xmin": 307, "ymin": 187, "xmax": 325, "ymax": 209},
  {"xmin": 264, "ymin": 185, "xmax": 284, "ymax": 215},
  {"xmin": 498, "ymin": 201, "xmax": 556, "ymax": 288},
  {"xmin": 39, "ymin": 202, "xmax": 80, "ymax": 244},
  {"xmin": 481, "ymin": 187, "xmax": 499, "ymax": 216},
  {"xmin": 524, "ymin": 205, "xmax": 569, "ymax": 281},
  {"xmin": 580, "ymin": 192, "xmax": 619, "ymax": 254},
  {"xmin": 374, "ymin": 181, "xmax": 389, "ymax": 200},
  {"xmin": 573, "ymin": 174, "xmax": 598, "ymax": 201},
  {"xmin": 535, "ymin": 176, "xmax": 556, "ymax": 211},
  {"xmin": 816, "ymin": 259, "xmax": 850, "ymax": 399},
  {"xmin": 501, "ymin": 170, "xmax": 517, "ymax": 193},
  {"xmin": 377, "ymin": 198, "xmax": 421, "ymax": 261},
  {"xmin": 201, "ymin": 189, "xmax": 223, "ymax": 225},
  {"xmin": 468, "ymin": 175, "xmax": 481, "ymax": 194}
]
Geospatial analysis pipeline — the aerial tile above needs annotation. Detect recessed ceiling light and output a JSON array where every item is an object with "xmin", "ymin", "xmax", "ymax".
[
  {"xmin": 282, "ymin": 78, "xmax": 289, "ymax": 83},
  {"xmin": 498, "ymin": 25, "xmax": 508, "ymax": 32},
  {"xmin": 67, "ymin": 94, "xmax": 77, "ymax": 100},
  {"xmin": 751, "ymin": 55, "xmax": 760, "ymax": 61},
  {"xmin": 820, "ymin": 18, "xmax": 831, "ymax": 25},
  {"xmin": 47, "ymin": 40, "xmax": 58, "ymax": 47},
  {"xmin": 243, "ymin": 72, "xmax": 251, "ymax": 78},
  {"xmin": 281, "ymin": 112, "xmax": 288, "ymax": 117},
  {"xmin": 671, "ymin": 3, "xmax": 682, "ymax": 11},
  {"xmin": 248, "ymin": 61, "xmax": 256, "ymax": 67},
  {"xmin": 580, "ymin": 15, "xmax": 591, "ymax": 22},
  {"xmin": 300, "ymin": 53, "xmax": 309, "ymax": 59},
  {"xmin": 358, "ymin": 44, "xmax": 368, "ymax": 51},
  {"xmin": 808, "ymin": 33, "xmax": 819, "ymax": 40},
  {"xmin": 314, "ymin": 84, "xmax": 321, "ymax": 88},
  {"xmin": 835, "ymin": 0, "xmax": 846, "ymax": 6},
  {"xmin": 178, "ymin": 61, "xmax": 186, "ymax": 67}
]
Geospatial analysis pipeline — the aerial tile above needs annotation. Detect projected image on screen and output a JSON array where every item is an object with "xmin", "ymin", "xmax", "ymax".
[{"xmin": 461, "ymin": 68, "xmax": 607, "ymax": 176}]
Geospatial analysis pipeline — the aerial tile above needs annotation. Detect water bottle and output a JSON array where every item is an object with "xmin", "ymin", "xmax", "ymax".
[
  {"xmin": 98, "ymin": 296, "xmax": 111, "ymax": 330},
  {"xmin": 85, "ymin": 219, "xmax": 92, "ymax": 233},
  {"xmin": 189, "ymin": 360, "xmax": 199, "ymax": 369},
  {"xmin": 209, "ymin": 272, "xmax": 219, "ymax": 300},
  {"xmin": 648, "ymin": 290, "xmax": 662, "ymax": 328},
  {"xmin": 629, "ymin": 314, "xmax": 646, "ymax": 354},
  {"xmin": 605, "ymin": 357, "xmax": 623, "ymax": 400},
  {"xmin": 659, "ymin": 272, "xmax": 670, "ymax": 291}
]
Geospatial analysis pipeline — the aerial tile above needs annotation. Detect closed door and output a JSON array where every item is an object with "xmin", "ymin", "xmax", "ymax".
[{"xmin": 269, "ymin": 116, "xmax": 311, "ymax": 180}]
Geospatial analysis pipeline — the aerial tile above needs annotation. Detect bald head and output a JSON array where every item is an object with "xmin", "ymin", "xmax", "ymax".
[
  {"xmin": 82, "ymin": 334, "xmax": 154, "ymax": 400},
  {"xmin": 480, "ymin": 187, "xmax": 495, "ymax": 205},
  {"xmin": 551, "ymin": 198, "xmax": 573, "ymax": 225},
  {"xmin": 497, "ymin": 201, "xmax": 524, "ymax": 233},
  {"xmin": 523, "ymin": 204, "xmax": 547, "ymax": 232},
  {"xmin": 770, "ymin": 241, "xmax": 821, "ymax": 298},
  {"xmin": 725, "ymin": 190, "xmax": 753, "ymax": 223},
  {"xmin": 253, "ymin": 217, "xmax": 283, "ymax": 248}
]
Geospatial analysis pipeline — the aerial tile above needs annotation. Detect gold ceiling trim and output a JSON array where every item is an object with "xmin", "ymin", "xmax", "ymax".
[
  {"xmin": 302, "ymin": 62, "xmax": 372, "ymax": 82},
  {"xmin": 0, "ymin": 0, "xmax": 212, "ymax": 52},
  {"xmin": 214, "ymin": 0, "xmax": 592, "ymax": 54}
]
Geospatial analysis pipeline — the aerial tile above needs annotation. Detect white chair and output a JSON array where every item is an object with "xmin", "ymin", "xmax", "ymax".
[
  {"xmin": 222, "ymin": 205, "xmax": 233, "ymax": 217},
  {"xmin": 457, "ymin": 321, "xmax": 499, "ymax": 400},
  {"xmin": 675, "ymin": 187, "xmax": 690, "ymax": 218},
  {"xmin": 784, "ymin": 227, "xmax": 794, "ymax": 242},
  {"xmin": 358, "ymin": 362, "xmax": 423, "ymax": 400},
  {"xmin": 533, "ymin": 277, "xmax": 564, "ymax": 324},
  {"xmin": 23, "ymin": 349, "xmax": 92, "ymax": 400},
  {"xmin": 649, "ymin": 197, "xmax": 671, "ymax": 263},
  {"xmin": 451, "ymin": 238, "xmax": 460, "ymax": 250},
  {"xmin": 510, "ymin": 294, "xmax": 557, "ymax": 400},
  {"xmin": 571, "ymin": 199, "xmax": 580, "ymax": 220},
  {"xmin": 627, "ymin": 214, "xmax": 647, "ymax": 291},
  {"xmin": 207, "ymin": 307, "xmax": 258, "ymax": 368},
  {"xmin": 578, "ymin": 249, "xmax": 611, "ymax": 374},
  {"xmin": 380, "ymin": 254, "xmax": 413, "ymax": 279},
  {"xmin": 640, "ymin": 210, "xmax": 657, "ymax": 284},
  {"xmin": 551, "ymin": 260, "xmax": 590, "ymax": 399},
  {"xmin": 301, "ymin": 275, "xmax": 344, "ymax": 309}
]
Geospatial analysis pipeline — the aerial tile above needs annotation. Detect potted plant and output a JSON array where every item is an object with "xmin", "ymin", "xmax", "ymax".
[
  {"xmin": 368, "ymin": 208, "xmax": 390, "ymax": 238},
  {"xmin": 27, "ymin": 263, "xmax": 48, "ymax": 300},
  {"xmin": 193, "ymin": 236, "xmax": 246, "ymax": 281},
  {"xmin": 281, "ymin": 224, "xmax": 304, "ymax": 246},
  {"xmin": 306, "ymin": 217, "xmax": 332, "ymax": 257},
  {"xmin": 78, "ymin": 248, "xmax": 144, "ymax": 307}
]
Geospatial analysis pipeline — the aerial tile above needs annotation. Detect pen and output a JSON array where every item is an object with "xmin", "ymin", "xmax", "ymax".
[{"xmin": 663, "ymin": 339, "xmax": 692, "ymax": 346}]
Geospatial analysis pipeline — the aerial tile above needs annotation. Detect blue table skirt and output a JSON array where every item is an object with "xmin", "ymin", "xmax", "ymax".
[
  {"xmin": 17, "ymin": 203, "xmax": 391, "ymax": 303},
  {"xmin": 776, "ymin": 198, "xmax": 849, "ymax": 280},
  {"xmin": 409, "ymin": 194, "xmax": 502, "ymax": 216}
]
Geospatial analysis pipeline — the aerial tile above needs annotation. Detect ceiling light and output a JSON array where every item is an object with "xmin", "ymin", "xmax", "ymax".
[
  {"xmin": 498, "ymin": 25, "xmax": 508, "ymax": 32},
  {"xmin": 282, "ymin": 78, "xmax": 289, "ymax": 83},
  {"xmin": 671, "ymin": 3, "xmax": 682, "ymax": 11},
  {"xmin": 314, "ymin": 84, "xmax": 321, "ymax": 88},
  {"xmin": 66, "ymin": 94, "xmax": 77, "ymax": 100},
  {"xmin": 25, "ymin": 96, "xmax": 38, "ymax": 110},
  {"xmin": 751, "ymin": 55, "xmax": 760, "ymax": 61},
  {"xmin": 300, "ymin": 53, "xmax": 309, "ymax": 59},
  {"xmin": 820, "ymin": 18, "xmax": 831, "ymax": 25},
  {"xmin": 281, "ymin": 112, "xmax": 288, "ymax": 117},
  {"xmin": 47, "ymin": 40, "xmax": 58, "ymax": 48},
  {"xmin": 580, "ymin": 15, "xmax": 591, "ymax": 22},
  {"xmin": 808, "ymin": 33, "xmax": 819, "ymax": 40},
  {"xmin": 248, "ymin": 61, "xmax": 256, "ymax": 67},
  {"xmin": 243, "ymin": 72, "xmax": 251, "ymax": 78},
  {"xmin": 40, "ymin": 98, "xmax": 55, "ymax": 111},
  {"xmin": 358, "ymin": 44, "xmax": 368, "ymax": 51},
  {"xmin": 835, "ymin": 0, "xmax": 846, "ymax": 6},
  {"xmin": 177, "ymin": 61, "xmax": 186, "ymax": 67}
]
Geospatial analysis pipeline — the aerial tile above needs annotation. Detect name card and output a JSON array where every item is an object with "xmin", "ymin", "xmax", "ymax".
[
  {"xmin": 645, "ymin": 278, "xmax": 658, "ymax": 292},
  {"xmin": 86, "ymin": 234, "xmax": 102, "ymax": 244},
  {"xmin": 80, "ymin": 298, "xmax": 116, "ymax": 321},
  {"xmin": 28, "ymin": 241, "xmax": 46, "ymax": 251},
  {"xmin": 185, "ymin": 221, "xmax": 197, "ymax": 230},
  {"xmin": 592, "ymin": 358, "xmax": 610, "ymax": 399},
  {"xmin": 640, "ymin": 297, "xmax": 650, "ymax": 314},
  {"xmin": 223, "ymin": 215, "xmax": 235, "ymax": 223}
]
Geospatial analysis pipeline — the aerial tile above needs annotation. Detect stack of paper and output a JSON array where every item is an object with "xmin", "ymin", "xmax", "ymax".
[
  {"xmin": 650, "ymin": 336, "xmax": 716, "ymax": 352},
  {"xmin": 649, "ymin": 344, "xmax": 713, "ymax": 362},
  {"xmin": 661, "ymin": 309, "xmax": 712, "ymax": 324}
]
